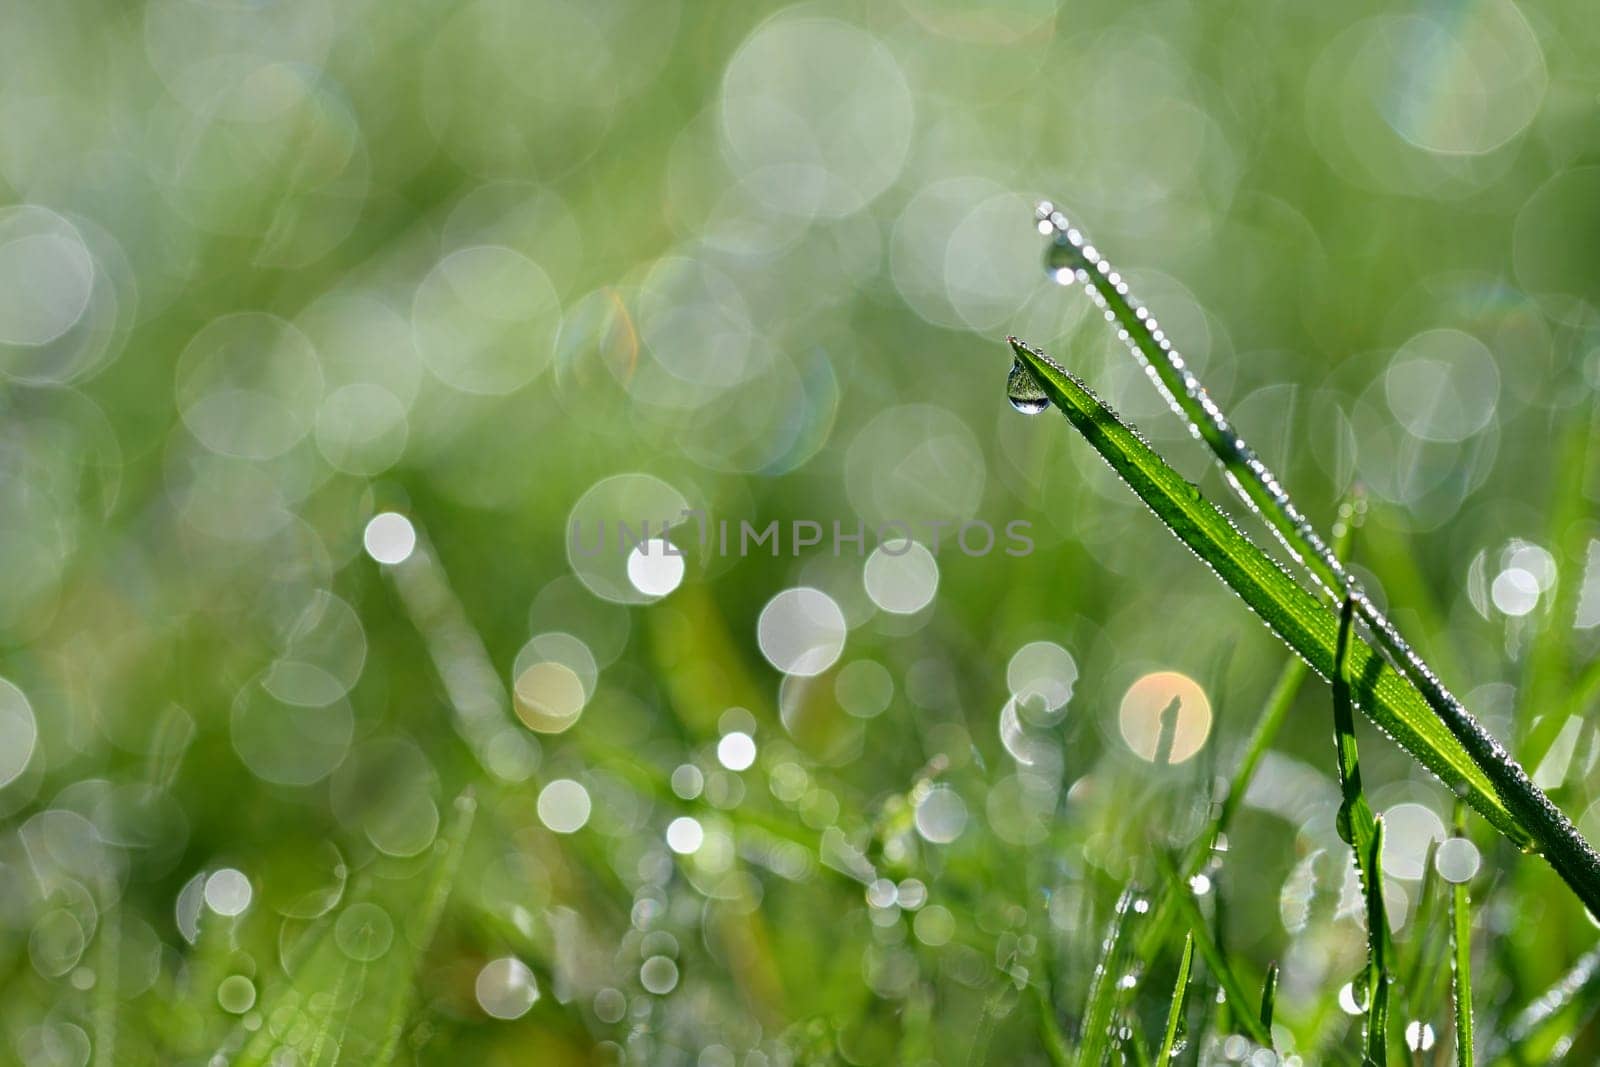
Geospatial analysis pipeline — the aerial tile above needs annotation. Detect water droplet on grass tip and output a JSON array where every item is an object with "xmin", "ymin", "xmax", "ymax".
[{"xmin": 1006, "ymin": 359, "xmax": 1050, "ymax": 414}]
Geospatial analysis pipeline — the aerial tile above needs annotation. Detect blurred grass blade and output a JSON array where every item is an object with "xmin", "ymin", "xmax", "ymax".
[
  {"xmin": 1030, "ymin": 211, "xmax": 1600, "ymax": 915},
  {"xmin": 1214, "ymin": 654, "xmax": 1306, "ymax": 839},
  {"xmin": 1155, "ymin": 933, "xmax": 1195, "ymax": 1067},
  {"xmin": 374, "ymin": 790, "xmax": 478, "ymax": 1063},
  {"xmin": 1006, "ymin": 338, "xmax": 1515, "ymax": 840},
  {"xmin": 1034, "ymin": 983, "xmax": 1074, "ymax": 1067},
  {"xmin": 1078, "ymin": 885, "xmax": 1141, "ymax": 1066},
  {"xmin": 1134, "ymin": 653, "xmax": 1309, "ymax": 967},
  {"xmin": 1520, "ymin": 406, "xmax": 1597, "ymax": 764},
  {"xmin": 1451, "ymin": 841, "xmax": 1474, "ymax": 1066},
  {"xmin": 1157, "ymin": 853, "xmax": 1273, "ymax": 1048},
  {"xmin": 1496, "ymin": 944, "xmax": 1600, "ymax": 1060},
  {"xmin": 1258, "ymin": 962, "xmax": 1278, "ymax": 1040},
  {"xmin": 1362, "ymin": 819, "xmax": 1390, "ymax": 1066}
]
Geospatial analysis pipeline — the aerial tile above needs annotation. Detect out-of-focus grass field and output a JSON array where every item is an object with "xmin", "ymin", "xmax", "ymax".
[{"xmin": 2, "ymin": 0, "xmax": 1599, "ymax": 1063}]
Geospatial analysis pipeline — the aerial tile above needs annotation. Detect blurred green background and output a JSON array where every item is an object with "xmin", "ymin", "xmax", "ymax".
[{"xmin": 2, "ymin": 0, "xmax": 1599, "ymax": 1063}]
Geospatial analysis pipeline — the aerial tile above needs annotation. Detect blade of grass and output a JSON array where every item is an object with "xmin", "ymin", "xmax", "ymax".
[
  {"xmin": 1007, "ymin": 337, "xmax": 1600, "ymax": 916},
  {"xmin": 1123, "ymin": 1025, "xmax": 1154, "ymax": 1067},
  {"xmin": 1214, "ymin": 656, "xmax": 1308, "ymax": 841},
  {"xmin": 1078, "ymin": 884, "xmax": 1141, "ymax": 1066},
  {"xmin": 1034, "ymin": 982, "xmax": 1074, "ymax": 1067},
  {"xmin": 373, "ymin": 789, "xmax": 477, "ymax": 1063},
  {"xmin": 1259, "ymin": 961, "xmax": 1279, "ymax": 1040},
  {"xmin": 1156, "ymin": 853, "xmax": 1273, "ymax": 1048},
  {"xmin": 1029, "ymin": 210, "xmax": 1600, "ymax": 915},
  {"xmin": 1333, "ymin": 596, "xmax": 1389, "ymax": 1065},
  {"xmin": 1033, "ymin": 201, "xmax": 1346, "ymax": 602},
  {"xmin": 1493, "ymin": 943, "xmax": 1600, "ymax": 1061},
  {"xmin": 1133, "ymin": 654, "xmax": 1310, "ymax": 967},
  {"xmin": 1331, "ymin": 597, "xmax": 1379, "ymax": 872},
  {"xmin": 1397, "ymin": 838, "xmax": 1444, "ymax": 1027},
  {"xmin": 1450, "ymin": 827, "xmax": 1475, "ymax": 1066},
  {"xmin": 93, "ymin": 894, "xmax": 119, "ymax": 1067},
  {"xmin": 1133, "ymin": 499, "xmax": 1359, "ymax": 966},
  {"xmin": 1156, "ymin": 933, "xmax": 1195, "ymax": 1067},
  {"xmin": 1007, "ymin": 339, "xmax": 1510, "ymax": 838},
  {"xmin": 1363, "ymin": 818, "xmax": 1390, "ymax": 1066},
  {"xmin": 1520, "ymin": 406, "xmax": 1597, "ymax": 764}
]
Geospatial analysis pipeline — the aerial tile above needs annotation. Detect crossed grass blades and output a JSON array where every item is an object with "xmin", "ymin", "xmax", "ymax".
[{"xmin": 1009, "ymin": 202, "xmax": 1599, "ymax": 1063}]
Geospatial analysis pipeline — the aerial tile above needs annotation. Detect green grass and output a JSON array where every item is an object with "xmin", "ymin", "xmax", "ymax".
[
  {"xmin": 7, "ymin": 5, "xmax": 1600, "ymax": 1061},
  {"xmin": 1009, "ymin": 200, "xmax": 1600, "ymax": 1060}
]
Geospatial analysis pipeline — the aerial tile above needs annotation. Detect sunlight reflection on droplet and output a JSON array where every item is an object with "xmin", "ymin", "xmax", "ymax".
[
  {"xmin": 716, "ymin": 731, "xmax": 756, "ymax": 772},
  {"xmin": 835, "ymin": 659, "xmax": 893, "ymax": 718},
  {"xmin": 1491, "ymin": 566, "xmax": 1540, "ymax": 616},
  {"xmin": 363, "ymin": 512, "xmax": 416, "ymax": 565},
  {"xmin": 217, "ymin": 974, "xmax": 256, "ymax": 1014},
  {"xmin": 640, "ymin": 954, "xmax": 679, "ymax": 994},
  {"xmin": 413, "ymin": 245, "xmax": 560, "ymax": 396},
  {"xmin": 512, "ymin": 661, "xmax": 587, "ymax": 734},
  {"xmin": 175, "ymin": 312, "xmax": 323, "ymax": 460},
  {"xmin": 757, "ymin": 587, "xmax": 847, "ymax": 676},
  {"xmin": 1381, "ymin": 802, "xmax": 1446, "ymax": 880},
  {"xmin": 862, "ymin": 539, "xmax": 938, "ymax": 614},
  {"xmin": 1118, "ymin": 671, "xmax": 1211, "ymax": 764},
  {"xmin": 666, "ymin": 816, "xmax": 704, "ymax": 855},
  {"xmin": 336, "ymin": 908, "xmax": 395, "ymax": 966},
  {"xmin": 0, "ymin": 678, "xmax": 37, "ymax": 789},
  {"xmin": 1435, "ymin": 836, "xmax": 1482, "ymax": 884},
  {"xmin": 537, "ymin": 779, "xmax": 591, "ymax": 834},
  {"xmin": 914, "ymin": 785, "xmax": 967, "ymax": 844},
  {"xmin": 626, "ymin": 537, "xmax": 684, "ymax": 598},
  {"xmin": 671, "ymin": 764, "xmax": 704, "ymax": 801},
  {"xmin": 720, "ymin": 17, "xmax": 912, "ymax": 218},
  {"xmin": 1384, "ymin": 328, "xmax": 1499, "ymax": 444},
  {"xmin": 1405, "ymin": 1020, "xmax": 1436, "ymax": 1052},
  {"xmin": 913, "ymin": 904, "xmax": 955, "ymax": 946},
  {"xmin": 204, "ymin": 869, "xmax": 251, "ymax": 916},
  {"xmin": 1006, "ymin": 641, "xmax": 1078, "ymax": 717},
  {"xmin": 476, "ymin": 957, "xmax": 539, "ymax": 1019},
  {"xmin": 0, "ymin": 227, "xmax": 94, "ymax": 347},
  {"xmin": 594, "ymin": 987, "xmax": 626, "ymax": 1023}
]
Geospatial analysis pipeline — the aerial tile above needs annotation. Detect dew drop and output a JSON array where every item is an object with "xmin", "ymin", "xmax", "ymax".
[{"xmin": 1006, "ymin": 359, "xmax": 1051, "ymax": 415}]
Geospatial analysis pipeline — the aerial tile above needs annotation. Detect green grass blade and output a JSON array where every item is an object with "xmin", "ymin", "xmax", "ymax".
[
  {"xmin": 1520, "ymin": 406, "xmax": 1597, "ymax": 764},
  {"xmin": 1133, "ymin": 503, "xmax": 1356, "ymax": 968},
  {"xmin": 1130, "ymin": 653, "xmax": 1310, "ymax": 976},
  {"xmin": 373, "ymin": 789, "xmax": 478, "ymax": 1063},
  {"xmin": 1213, "ymin": 657, "xmax": 1307, "ymax": 841},
  {"xmin": 1156, "ymin": 933, "xmax": 1195, "ymax": 1067},
  {"xmin": 1029, "ymin": 211, "xmax": 1600, "ymax": 914},
  {"xmin": 1121, "ymin": 1021, "xmax": 1154, "ymax": 1067},
  {"xmin": 1363, "ymin": 818, "xmax": 1390, "ymax": 1066},
  {"xmin": 1034, "ymin": 203, "xmax": 1345, "ymax": 600},
  {"xmin": 1451, "ymin": 842, "xmax": 1474, "ymax": 1066},
  {"xmin": 1007, "ymin": 337, "xmax": 1600, "ymax": 915},
  {"xmin": 1333, "ymin": 597, "xmax": 1389, "ymax": 1064},
  {"xmin": 1034, "ymin": 981, "xmax": 1074, "ymax": 1067},
  {"xmin": 1006, "ymin": 338, "xmax": 1515, "ymax": 840},
  {"xmin": 1157, "ymin": 854, "xmax": 1273, "ymax": 1048},
  {"xmin": 1258, "ymin": 961, "xmax": 1279, "ymax": 1040},
  {"xmin": 1331, "ymin": 597, "xmax": 1378, "ymax": 864},
  {"xmin": 1077, "ymin": 885, "xmax": 1141, "ymax": 1066},
  {"xmin": 1496, "ymin": 944, "xmax": 1600, "ymax": 1060}
]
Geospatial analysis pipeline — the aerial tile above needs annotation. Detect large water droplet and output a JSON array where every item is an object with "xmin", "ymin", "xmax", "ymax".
[
  {"xmin": 1007, "ymin": 359, "xmax": 1050, "ymax": 415},
  {"xmin": 1044, "ymin": 239, "xmax": 1083, "ymax": 281}
]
